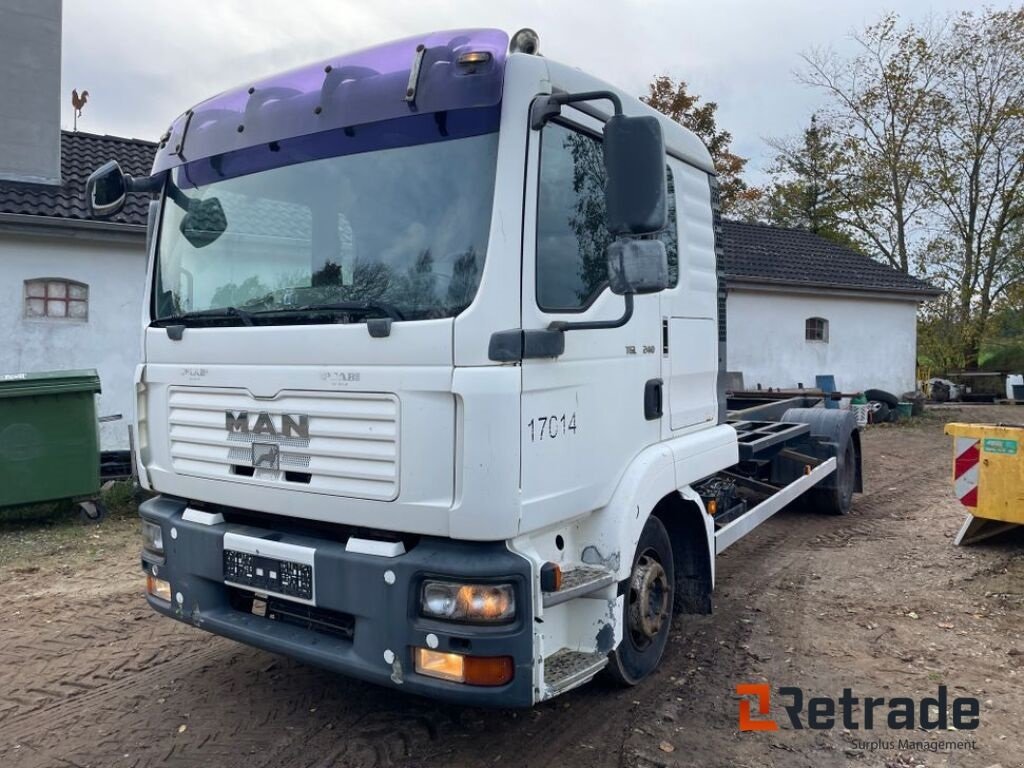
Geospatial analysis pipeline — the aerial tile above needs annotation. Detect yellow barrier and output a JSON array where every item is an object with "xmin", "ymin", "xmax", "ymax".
[{"xmin": 945, "ymin": 422, "xmax": 1024, "ymax": 544}]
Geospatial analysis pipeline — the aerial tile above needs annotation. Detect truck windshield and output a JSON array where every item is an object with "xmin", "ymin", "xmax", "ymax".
[{"xmin": 153, "ymin": 131, "xmax": 499, "ymax": 325}]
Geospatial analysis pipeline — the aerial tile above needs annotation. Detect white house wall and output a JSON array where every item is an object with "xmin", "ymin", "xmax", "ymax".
[
  {"xmin": 726, "ymin": 287, "xmax": 919, "ymax": 396},
  {"xmin": 1, "ymin": 232, "xmax": 144, "ymax": 448}
]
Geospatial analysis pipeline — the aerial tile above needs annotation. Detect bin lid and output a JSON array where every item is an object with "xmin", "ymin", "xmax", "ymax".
[{"xmin": 0, "ymin": 369, "xmax": 101, "ymax": 398}]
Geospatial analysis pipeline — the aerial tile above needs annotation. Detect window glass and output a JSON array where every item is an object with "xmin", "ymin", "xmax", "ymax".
[
  {"xmin": 155, "ymin": 132, "xmax": 499, "ymax": 324},
  {"xmin": 24, "ymin": 279, "xmax": 88, "ymax": 321},
  {"xmin": 806, "ymin": 317, "xmax": 828, "ymax": 342},
  {"xmin": 536, "ymin": 122, "xmax": 677, "ymax": 311}
]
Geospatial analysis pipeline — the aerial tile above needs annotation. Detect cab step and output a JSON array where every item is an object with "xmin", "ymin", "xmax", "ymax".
[
  {"xmin": 542, "ymin": 565, "xmax": 615, "ymax": 607},
  {"xmin": 544, "ymin": 648, "xmax": 608, "ymax": 697}
]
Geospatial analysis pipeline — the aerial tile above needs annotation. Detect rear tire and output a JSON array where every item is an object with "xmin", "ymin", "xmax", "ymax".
[
  {"xmin": 807, "ymin": 438, "xmax": 856, "ymax": 515},
  {"xmin": 606, "ymin": 515, "xmax": 674, "ymax": 686}
]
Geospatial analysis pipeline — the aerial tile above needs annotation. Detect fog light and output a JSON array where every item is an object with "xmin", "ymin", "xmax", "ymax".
[
  {"xmin": 420, "ymin": 581, "xmax": 515, "ymax": 623},
  {"xmin": 147, "ymin": 574, "xmax": 171, "ymax": 602},
  {"xmin": 415, "ymin": 648, "xmax": 514, "ymax": 686}
]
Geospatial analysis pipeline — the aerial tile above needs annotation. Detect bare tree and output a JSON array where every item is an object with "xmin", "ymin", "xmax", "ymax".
[
  {"xmin": 920, "ymin": 8, "xmax": 1024, "ymax": 368},
  {"xmin": 799, "ymin": 14, "xmax": 941, "ymax": 273}
]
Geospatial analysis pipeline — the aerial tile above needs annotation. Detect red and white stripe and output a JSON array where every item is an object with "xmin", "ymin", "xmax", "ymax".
[{"xmin": 954, "ymin": 437, "xmax": 980, "ymax": 508}]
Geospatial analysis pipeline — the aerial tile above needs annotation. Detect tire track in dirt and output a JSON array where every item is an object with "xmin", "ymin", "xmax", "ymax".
[{"xmin": 2, "ymin": 592, "xmax": 215, "ymax": 724}]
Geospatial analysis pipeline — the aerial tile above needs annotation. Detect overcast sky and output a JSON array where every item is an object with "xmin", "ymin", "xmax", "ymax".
[{"xmin": 62, "ymin": 0, "xmax": 984, "ymax": 183}]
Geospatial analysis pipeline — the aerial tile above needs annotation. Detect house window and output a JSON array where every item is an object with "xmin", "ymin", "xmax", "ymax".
[
  {"xmin": 806, "ymin": 316, "xmax": 828, "ymax": 342},
  {"xmin": 24, "ymin": 279, "xmax": 89, "ymax": 320}
]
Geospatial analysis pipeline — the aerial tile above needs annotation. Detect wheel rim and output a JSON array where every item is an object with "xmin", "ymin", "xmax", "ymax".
[{"xmin": 626, "ymin": 550, "xmax": 671, "ymax": 650}]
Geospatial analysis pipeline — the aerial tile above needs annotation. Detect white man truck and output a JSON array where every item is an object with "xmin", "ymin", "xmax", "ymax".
[{"xmin": 86, "ymin": 28, "xmax": 862, "ymax": 707}]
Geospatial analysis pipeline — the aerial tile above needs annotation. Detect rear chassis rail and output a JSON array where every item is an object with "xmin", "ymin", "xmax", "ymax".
[{"xmin": 696, "ymin": 401, "xmax": 861, "ymax": 552}]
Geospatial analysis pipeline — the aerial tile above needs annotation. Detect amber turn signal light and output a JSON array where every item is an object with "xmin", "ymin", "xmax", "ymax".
[
  {"xmin": 540, "ymin": 562, "xmax": 562, "ymax": 592},
  {"xmin": 146, "ymin": 574, "xmax": 171, "ymax": 602}
]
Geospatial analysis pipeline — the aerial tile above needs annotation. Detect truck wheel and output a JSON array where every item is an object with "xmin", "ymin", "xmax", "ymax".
[
  {"xmin": 606, "ymin": 516, "xmax": 674, "ymax": 686},
  {"xmin": 808, "ymin": 438, "xmax": 856, "ymax": 515}
]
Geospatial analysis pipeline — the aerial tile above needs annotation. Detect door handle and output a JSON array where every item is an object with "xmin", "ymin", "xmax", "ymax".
[{"xmin": 644, "ymin": 378, "xmax": 663, "ymax": 420}]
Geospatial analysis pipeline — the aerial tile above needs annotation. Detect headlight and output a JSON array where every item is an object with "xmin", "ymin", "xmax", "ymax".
[
  {"xmin": 420, "ymin": 581, "xmax": 515, "ymax": 623},
  {"xmin": 141, "ymin": 519, "xmax": 164, "ymax": 554}
]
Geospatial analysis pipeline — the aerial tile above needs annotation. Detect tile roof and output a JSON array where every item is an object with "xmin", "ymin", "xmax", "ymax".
[
  {"xmin": 720, "ymin": 219, "xmax": 940, "ymax": 297},
  {"xmin": 0, "ymin": 131, "xmax": 156, "ymax": 227}
]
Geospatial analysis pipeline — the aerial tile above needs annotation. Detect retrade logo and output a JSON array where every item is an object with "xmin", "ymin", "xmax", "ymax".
[
  {"xmin": 736, "ymin": 684, "xmax": 980, "ymax": 732},
  {"xmin": 736, "ymin": 683, "xmax": 778, "ymax": 731}
]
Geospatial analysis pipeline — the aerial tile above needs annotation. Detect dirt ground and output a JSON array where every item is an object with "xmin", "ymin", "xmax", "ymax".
[{"xmin": 2, "ymin": 406, "xmax": 1023, "ymax": 768}]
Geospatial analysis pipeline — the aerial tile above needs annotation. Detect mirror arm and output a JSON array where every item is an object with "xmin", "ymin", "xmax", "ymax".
[
  {"xmin": 547, "ymin": 292, "xmax": 633, "ymax": 333},
  {"xmin": 531, "ymin": 89, "xmax": 623, "ymax": 130},
  {"xmin": 164, "ymin": 180, "xmax": 191, "ymax": 212},
  {"xmin": 125, "ymin": 173, "xmax": 164, "ymax": 195}
]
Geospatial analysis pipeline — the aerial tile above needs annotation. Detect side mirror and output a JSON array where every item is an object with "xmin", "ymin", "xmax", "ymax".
[
  {"xmin": 603, "ymin": 115, "xmax": 667, "ymax": 236},
  {"xmin": 85, "ymin": 160, "xmax": 127, "ymax": 218},
  {"xmin": 607, "ymin": 239, "xmax": 668, "ymax": 295}
]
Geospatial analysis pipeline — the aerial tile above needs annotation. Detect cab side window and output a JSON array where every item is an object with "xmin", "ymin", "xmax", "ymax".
[{"xmin": 536, "ymin": 121, "xmax": 676, "ymax": 312}]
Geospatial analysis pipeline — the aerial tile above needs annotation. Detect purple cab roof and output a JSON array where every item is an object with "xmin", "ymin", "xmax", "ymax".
[{"xmin": 152, "ymin": 28, "xmax": 509, "ymax": 175}]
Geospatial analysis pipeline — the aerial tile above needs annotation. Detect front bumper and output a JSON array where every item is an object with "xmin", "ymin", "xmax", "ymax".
[{"xmin": 139, "ymin": 495, "xmax": 535, "ymax": 707}]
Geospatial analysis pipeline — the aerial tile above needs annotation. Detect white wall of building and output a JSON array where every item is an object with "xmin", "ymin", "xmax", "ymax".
[
  {"xmin": 726, "ymin": 286, "xmax": 920, "ymax": 396},
  {"xmin": 1, "ymin": 232, "xmax": 144, "ymax": 448}
]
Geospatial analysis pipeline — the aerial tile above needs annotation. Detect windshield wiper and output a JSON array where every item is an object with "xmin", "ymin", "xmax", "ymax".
[
  {"xmin": 152, "ymin": 306, "xmax": 254, "ymax": 327},
  {"xmin": 152, "ymin": 300, "xmax": 405, "ymax": 332},
  {"xmin": 255, "ymin": 300, "xmax": 406, "ymax": 321}
]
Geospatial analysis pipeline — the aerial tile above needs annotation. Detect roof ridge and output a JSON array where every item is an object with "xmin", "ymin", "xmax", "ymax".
[
  {"xmin": 60, "ymin": 129, "xmax": 158, "ymax": 146},
  {"xmin": 719, "ymin": 219, "xmax": 940, "ymax": 296},
  {"xmin": 720, "ymin": 217, "xmax": 819, "ymax": 237}
]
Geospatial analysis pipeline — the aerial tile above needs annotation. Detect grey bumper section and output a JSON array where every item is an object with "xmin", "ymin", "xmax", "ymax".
[{"xmin": 139, "ymin": 496, "xmax": 535, "ymax": 707}]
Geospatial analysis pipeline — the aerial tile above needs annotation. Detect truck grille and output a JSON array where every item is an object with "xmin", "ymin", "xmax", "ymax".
[{"xmin": 167, "ymin": 387, "xmax": 399, "ymax": 501}]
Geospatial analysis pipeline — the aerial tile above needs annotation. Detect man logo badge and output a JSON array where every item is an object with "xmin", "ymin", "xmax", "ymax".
[
  {"xmin": 251, "ymin": 442, "xmax": 280, "ymax": 472},
  {"xmin": 225, "ymin": 411, "xmax": 310, "ymax": 440}
]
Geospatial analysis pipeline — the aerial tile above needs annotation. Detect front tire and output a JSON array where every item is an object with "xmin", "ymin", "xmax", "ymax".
[{"xmin": 606, "ymin": 515, "xmax": 674, "ymax": 686}]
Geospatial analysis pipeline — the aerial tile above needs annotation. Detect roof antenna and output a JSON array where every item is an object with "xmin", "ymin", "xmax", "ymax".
[{"xmin": 72, "ymin": 89, "xmax": 89, "ymax": 131}]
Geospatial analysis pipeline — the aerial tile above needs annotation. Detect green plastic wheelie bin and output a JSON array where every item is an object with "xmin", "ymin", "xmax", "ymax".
[{"xmin": 0, "ymin": 369, "xmax": 106, "ymax": 520}]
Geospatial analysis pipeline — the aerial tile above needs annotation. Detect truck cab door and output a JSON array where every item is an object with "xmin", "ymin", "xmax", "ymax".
[
  {"xmin": 518, "ymin": 111, "xmax": 667, "ymax": 533},
  {"xmin": 659, "ymin": 160, "xmax": 720, "ymax": 436}
]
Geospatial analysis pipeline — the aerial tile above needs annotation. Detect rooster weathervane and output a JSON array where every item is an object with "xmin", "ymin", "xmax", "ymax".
[{"xmin": 71, "ymin": 89, "xmax": 89, "ymax": 131}]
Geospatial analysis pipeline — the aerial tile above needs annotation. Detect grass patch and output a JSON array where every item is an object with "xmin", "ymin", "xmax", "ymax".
[{"xmin": 0, "ymin": 481, "xmax": 146, "ymax": 573}]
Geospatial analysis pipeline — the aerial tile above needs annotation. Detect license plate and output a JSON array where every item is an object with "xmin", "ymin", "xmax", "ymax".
[{"xmin": 222, "ymin": 532, "xmax": 315, "ymax": 604}]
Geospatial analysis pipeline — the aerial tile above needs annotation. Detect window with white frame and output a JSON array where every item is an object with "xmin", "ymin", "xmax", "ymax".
[
  {"xmin": 805, "ymin": 316, "xmax": 828, "ymax": 342},
  {"xmin": 24, "ymin": 278, "xmax": 89, "ymax": 320}
]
